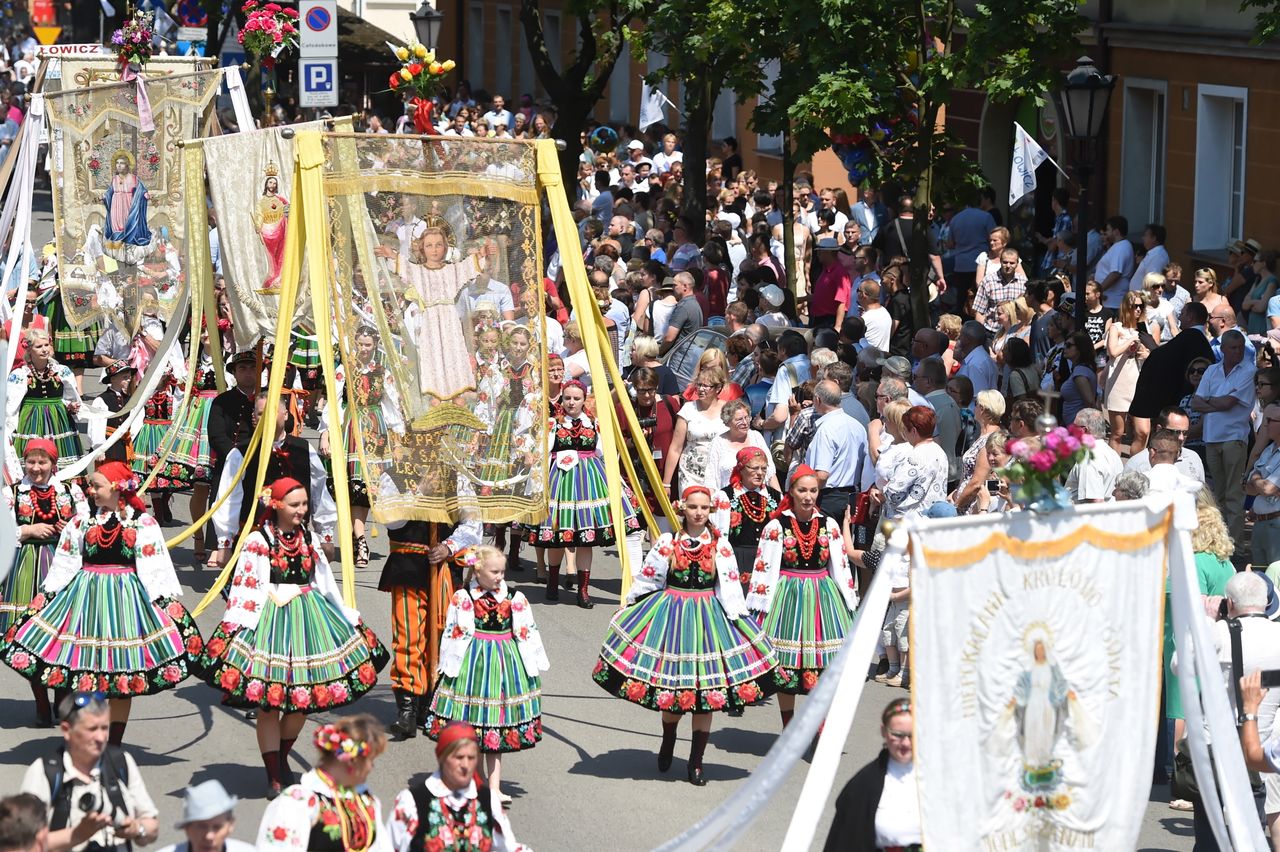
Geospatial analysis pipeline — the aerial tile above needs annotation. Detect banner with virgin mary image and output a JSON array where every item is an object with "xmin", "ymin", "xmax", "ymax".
[
  {"xmin": 908, "ymin": 501, "xmax": 1171, "ymax": 851},
  {"xmin": 44, "ymin": 63, "xmax": 220, "ymax": 335},
  {"xmin": 320, "ymin": 134, "xmax": 548, "ymax": 524}
]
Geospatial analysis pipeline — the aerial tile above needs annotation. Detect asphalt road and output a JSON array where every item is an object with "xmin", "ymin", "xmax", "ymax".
[{"xmin": 0, "ymin": 190, "xmax": 1196, "ymax": 850}]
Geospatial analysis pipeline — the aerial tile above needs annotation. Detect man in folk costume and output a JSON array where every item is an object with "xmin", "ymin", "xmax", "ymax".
[
  {"xmin": 377, "ymin": 471, "xmax": 481, "ymax": 740},
  {"xmin": 85, "ymin": 361, "xmax": 135, "ymax": 464},
  {"xmin": 209, "ymin": 394, "xmax": 336, "ymax": 567},
  {"xmin": 206, "ymin": 350, "xmax": 259, "ymax": 487}
]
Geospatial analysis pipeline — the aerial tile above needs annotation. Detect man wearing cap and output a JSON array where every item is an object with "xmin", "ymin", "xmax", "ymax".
[
  {"xmin": 757, "ymin": 284, "xmax": 789, "ymax": 329},
  {"xmin": 158, "ymin": 780, "xmax": 253, "ymax": 852},
  {"xmin": 206, "ymin": 351, "xmax": 258, "ymax": 489},
  {"xmin": 809, "ymin": 238, "xmax": 850, "ymax": 329}
]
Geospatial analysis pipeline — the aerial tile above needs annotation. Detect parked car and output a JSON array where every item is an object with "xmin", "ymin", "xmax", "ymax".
[{"xmin": 661, "ymin": 327, "xmax": 728, "ymax": 388}]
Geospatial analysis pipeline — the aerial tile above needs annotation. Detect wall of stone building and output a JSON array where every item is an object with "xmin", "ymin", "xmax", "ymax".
[{"xmin": 1103, "ymin": 44, "xmax": 1280, "ymax": 277}]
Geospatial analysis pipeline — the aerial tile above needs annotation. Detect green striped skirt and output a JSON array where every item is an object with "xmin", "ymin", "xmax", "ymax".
[
  {"xmin": 132, "ymin": 417, "xmax": 188, "ymax": 490},
  {"xmin": 761, "ymin": 570, "xmax": 854, "ymax": 695},
  {"xmin": 168, "ymin": 390, "xmax": 216, "ymax": 485},
  {"xmin": 525, "ymin": 451, "xmax": 639, "ymax": 548},
  {"xmin": 0, "ymin": 537, "xmax": 56, "ymax": 633},
  {"xmin": 593, "ymin": 586, "xmax": 783, "ymax": 713},
  {"xmin": 424, "ymin": 629, "xmax": 543, "ymax": 753},
  {"xmin": 1, "ymin": 565, "xmax": 200, "ymax": 696},
  {"xmin": 14, "ymin": 398, "xmax": 82, "ymax": 470},
  {"xmin": 41, "ymin": 299, "xmax": 98, "ymax": 368},
  {"xmin": 193, "ymin": 587, "xmax": 390, "ymax": 714}
]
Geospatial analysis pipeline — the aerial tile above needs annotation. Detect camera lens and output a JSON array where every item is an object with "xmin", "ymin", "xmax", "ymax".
[{"xmin": 77, "ymin": 791, "xmax": 98, "ymax": 813}]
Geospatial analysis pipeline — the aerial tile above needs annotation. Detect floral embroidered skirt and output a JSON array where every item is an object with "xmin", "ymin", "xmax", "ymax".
[
  {"xmin": 14, "ymin": 399, "xmax": 82, "ymax": 471},
  {"xmin": 593, "ymin": 586, "xmax": 782, "ymax": 713},
  {"xmin": 344, "ymin": 405, "xmax": 391, "ymax": 508},
  {"xmin": 525, "ymin": 451, "xmax": 639, "ymax": 548},
  {"xmin": 169, "ymin": 390, "xmax": 216, "ymax": 485},
  {"xmin": 1, "ymin": 565, "xmax": 199, "ymax": 696},
  {"xmin": 761, "ymin": 571, "xmax": 854, "ymax": 695},
  {"xmin": 424, "ymin": 629, "xmax": 543, "ymax": 753},
  {"xmin": 132, "ymin": 417, "xmax": 189, "ymax": 491},
  {"xmin": 0, "ymin": 538, "xmax": 56, "ymax": 633},
  {"xmin": 41, "ymin": 300, "xmax": 98, "ymax": 368},
  {"xmin": 193, "ymin": 588, "xmax": 389, "ymax": 714}
]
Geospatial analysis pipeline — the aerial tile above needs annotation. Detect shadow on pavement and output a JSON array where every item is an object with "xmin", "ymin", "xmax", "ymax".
[
  {"xmin": 565, "ymin": 746, "xmax": 749, "ymax": 784},
  {"xmin": 177, "ymin": 761, "xmax": 277, "ymax": 800},
  {"xmin": 710, "ymin": 725, "xmax": 781, "ymax": 758}
]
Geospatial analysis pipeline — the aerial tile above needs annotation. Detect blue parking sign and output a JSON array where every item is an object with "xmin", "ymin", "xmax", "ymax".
[{"xmin": 299, "ymin": 58, "xmax": 339, "ymax": 108}]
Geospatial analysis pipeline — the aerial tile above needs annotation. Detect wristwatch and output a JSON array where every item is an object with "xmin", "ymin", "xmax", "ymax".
[{"xmin": 1243, "ymin": 713, "xmax": 1258, "ymax": 723}]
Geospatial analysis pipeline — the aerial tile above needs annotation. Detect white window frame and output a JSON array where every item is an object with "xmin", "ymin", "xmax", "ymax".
[
  {"xmin": 1118, "ymin": 78, "xmax": 1166, "ymax": 230},
  {"xmin": 1193, "ymin": 83, "xmax": 1248, "ymax": 252}
]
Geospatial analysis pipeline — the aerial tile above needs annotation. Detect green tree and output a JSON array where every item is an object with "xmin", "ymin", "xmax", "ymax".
[
  {"xmin": 520, "ymin": 0, "xmax": 651, "ymax": 202},
  {"xmin": 748, "ymin": 0, "xmax": 1085, "ymax": 327},
  {"xmin": 1241, "ymin": 0, "xmax": 1280, "ymax": 41}
]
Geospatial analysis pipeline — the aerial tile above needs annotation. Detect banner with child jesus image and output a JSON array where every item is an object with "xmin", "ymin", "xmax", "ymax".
[
  {"xmin": 320, "ymin": 134, "xmax": 548, "ymax": 524},
  {"xmin": 908, "ymin": 502, "xmax": 1171, "ymax": 851},
  {"xmin": 45, "ymin": 62, "xmax": 220, "ymax": 336}
]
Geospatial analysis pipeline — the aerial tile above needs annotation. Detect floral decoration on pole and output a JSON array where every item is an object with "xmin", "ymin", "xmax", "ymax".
[
  {"xmin": 239, "ymin": 1, "xmax": 300, "ymax": 127},
  {"xmin": 111, "ymin": 10, "xmax": 157, "ymax": 132},
  {"xmin": 387, "ymin": 41, "xmax": 455, "ymax": 134},
  {"xmin": 998, "ymin": 425, "xmax": 1095, "ymax": 513}
]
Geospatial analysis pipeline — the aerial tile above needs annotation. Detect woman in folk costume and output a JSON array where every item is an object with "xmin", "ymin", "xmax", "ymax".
[
  {"xmin": 711, "ymin": 446, "xmax": 781, "ymax": 596},
  {"xmin": 489, "ymin": 326, "xmax": 541, "ymax": 571},
  {"xmin": 593, "ymin": 486, "xmax": 783, "ymax": 785},
  {"xmin": 1, "ymin": 460, "xmax": 200, "ymax": 745},
  {"xmin": 387, "ymin": 722, "xmax": 524, "ymax": 852},
  {"xmin": 525, "ymin": 380, "xmax": 638, "ymax": 609},
  {"xmin": 5, "ymin": 327, "xmax": 83, "ymax": 472},
  {"xmin": 333, "ymin": 326, "xmax": 403, "ymax": 569},
  {"xmin": 1, "ymin": 439, "xmax": 88, "ymax": 726},
  {"xmin": 191, "ymin": 476, "xmax": 390, "ymax": 798},
  {"xmin": 747, "ymin": 465, "xmax": 859, "ymax": 729},
  {"xmin": 168, "ymin": 334, "xmax": 220, "ymax": 561},
  {"xmin": 424, "ymin": 545, "xmax": 548, "ymax": 806},
  {"xmin": 129, "ymin": 322, "xmax": 188, "ymax": 522},
  {"xmin": 256, "ymin": 714, "xmax": 392, "ymax": 850}
]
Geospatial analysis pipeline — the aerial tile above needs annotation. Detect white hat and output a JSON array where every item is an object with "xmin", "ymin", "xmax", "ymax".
[
  {"xmin": 760, "ymin": 284, "xmax": 785, "ymax": 307},
  {"xmin": 175, "ymin": 780, "xmax": 238, "ymax": 828},
  {"xmin": 627, "ymin": 139, "xmax": 645, "ymax": 150}
]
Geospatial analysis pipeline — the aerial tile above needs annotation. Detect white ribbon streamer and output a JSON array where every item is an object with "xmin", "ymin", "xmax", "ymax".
[{"xmin": 224, "ymin": 66, "xmax": 256, "ymax": 133}]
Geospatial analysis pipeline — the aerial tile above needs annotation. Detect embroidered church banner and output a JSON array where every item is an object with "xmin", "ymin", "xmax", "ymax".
[
  {"xmin": 909, "ymin": 503, "xmax": 1170, "ymax": 851},
  {"xmin": 320, "ymin": 134, "xmax": 548, "ymax": 524},
  {"xmin": 200, "ymin": 120, "xmax": 345, "ymax": 350},
  {"xmin": 45, "ymin": 61, "xmax": 219, "ymax": 336}
]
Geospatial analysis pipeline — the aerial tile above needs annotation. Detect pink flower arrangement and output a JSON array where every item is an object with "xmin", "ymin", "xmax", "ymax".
[
  {"xmin": 239, "ymin": 1, "xmax": 299, "ymax": 68},
  {"xmin": 111, "ymin": 10, "xmax": 154, "ymax": 71},
  {"xmin": 999, "ymin": 424, "xmax": 1095, "ymax": 510}
]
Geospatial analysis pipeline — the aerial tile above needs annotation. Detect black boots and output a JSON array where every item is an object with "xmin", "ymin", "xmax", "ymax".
[
  {"xmin": 546, "ymin": 563, "xmax": 561, "ymax": 601},
  {"xmin": 577, "ymin": 570, "xmax": 594, "ymax": 609},
  {"xmin": 390, "ymin": 690, "xmax": 418, "ymax": 739},
  {"xmin": 688, "ymin": 729, "xmax": 710, "ymax": 786},
  {"xmin": 658, "ymin": 719, "xmax": 678, "ymax": 772}
]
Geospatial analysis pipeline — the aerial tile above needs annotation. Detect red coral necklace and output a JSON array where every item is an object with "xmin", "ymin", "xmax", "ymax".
[
  {"xmin": 739, "ymin": 491, "xmax": 768, "ymax": 524},
  {"xmin": 790, "ymin": 515, "xmax": 821, "ymax": 561}
]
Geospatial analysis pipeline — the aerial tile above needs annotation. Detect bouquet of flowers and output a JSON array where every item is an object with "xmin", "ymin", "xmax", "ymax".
[
  {"xmin": 111, "ymin": 9, "xmax": 155, "ymax": 72},
  {"xmin": 239, "ymin": 1, "xmax": 300, "ymax": 68},
  {"xmin": 388, "ymin": 41, "xmax": 455, "ymax": 133},
  {"xmin": 998, "ymin": 425, "xmax": 1095, "ymax": 512}
]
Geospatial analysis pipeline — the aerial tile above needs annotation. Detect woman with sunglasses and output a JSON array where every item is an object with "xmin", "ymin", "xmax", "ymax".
[
  {"xmin": 593, "ymin": 485, "xmax": 782, "ymax": 785},
  {"xmin": 1179, "ymin": 358, "xmax": 1213, "ymax": 466},
  {"xmin": 1056, "ymin": 332, "xmax": 1099, "ymax": 427},
  {"xmin": 1103, "ymin": 291, "xmax": 1150, "ymax": 452},
  {"xmin": 2, "ymin": 461, "xmax": 199, "ymax": 746},
  {"xmin": 824, "ymin": 699, "xmax": 919, "ymax": 852}
]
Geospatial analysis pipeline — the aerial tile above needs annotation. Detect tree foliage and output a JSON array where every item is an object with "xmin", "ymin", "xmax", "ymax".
[{"xmin": 1241, "ymin": 0, "xmax": 1280, "ymax": 42}]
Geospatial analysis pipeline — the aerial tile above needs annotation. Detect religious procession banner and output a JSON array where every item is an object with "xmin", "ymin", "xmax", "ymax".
[
  {"xmin": 320, "ymin": 134, "xmax": 547, "ymax": 524},
  {"xmin": 200, "ymin": 120, "xmax": 343, "ymax": 350},
  {"xmin": 909, "ymin": 501, "xmax": 1170, "ymax": 851},
  {"xmin": 45, "ymin": 61, "xmax": 219, "ymax": 336}
]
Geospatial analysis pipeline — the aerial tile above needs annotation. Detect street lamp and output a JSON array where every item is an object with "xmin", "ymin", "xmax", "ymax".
[
  {"xmin": 1053, "ymin": 56, "xmax": 1117, "ymax": 327},
  {"xmin": 409, "ymin": 0, "xmax": 444, "ymax": 50}
]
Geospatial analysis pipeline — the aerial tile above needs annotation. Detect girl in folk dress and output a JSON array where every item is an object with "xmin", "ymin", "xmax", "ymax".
[
  {"xmin": 748, "ymin": 465, "xmax": 859, "ymax": 728},
  {"xmin": 256, "ymin": 714, "xmax": 391, "ymax": 851},
  {"xmin": 424, "ymin": 545, "xmax": 548, "ymax": 805},
  {"xmin": 2, "ymin": 439, "xmax": 88, "ymax": 725},
  {"xmin": 594, "ymin": 486, "xmax": 784, "ymax": 786},
  {"xmin": 491, "ymin": 326, "xmax": 541, "ymax": 569},
  {"xmin": 169, "ymin": 345, "xmax": 218, "ymax": 560},
  {"xmin": 1, "ymin": 461, "xmax": 200, "ymax": 746},
  {"xmin": 526, "ymin": 381, "xmax": 637, "ymax": 609},
  {"xmin": 191, "ymin": 477, "xmax": 390, "ymax": 798},
  {"xmin": 5, "ymin": 327, "xmax": 83, "ymax": 471}
]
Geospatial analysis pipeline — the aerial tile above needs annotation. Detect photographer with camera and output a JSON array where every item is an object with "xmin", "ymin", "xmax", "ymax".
[{"xmin": 19, "ymin": 693, "xmax": 159, "ymax": 852}]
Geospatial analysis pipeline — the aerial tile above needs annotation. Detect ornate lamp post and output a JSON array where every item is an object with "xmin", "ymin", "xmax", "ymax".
[
  {"xmin": 1052, "ymin": 56, "xmax": 1117, "ymax": 327},
  {"xmin": 409, "ymin": 0, "xmax": 444, "ymax": 51}
]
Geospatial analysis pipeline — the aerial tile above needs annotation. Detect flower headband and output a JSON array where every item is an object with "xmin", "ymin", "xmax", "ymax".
[{"xmin": 314, "ymin": 723, "xmax": 370, "ymax": 762}]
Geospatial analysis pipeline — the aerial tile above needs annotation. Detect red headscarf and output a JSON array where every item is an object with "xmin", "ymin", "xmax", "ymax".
[
  {"xmin": 22, "ymin": 438, "xmax": 57, "ymax": 462},
  {"xmin": 257, "ymin": 476, "xmax": 306, "ymax": 527},
  {"xmin": 96, "ymin": 460, "xmax": 147, "ymax": 514},
  {"xmin": 729, "ymin": 446, "xmax": 767, "ymax": 490},
  {"xmin": 435, "ymin": 721, "xmax": 478, "ymax": 760},
  {"xmin": 681, "ymin": 485, "xmax": 711, "ymax": 502},
  {"xmin": 772, "ymin": 464, "xmax": 820, "ymax": 519}
]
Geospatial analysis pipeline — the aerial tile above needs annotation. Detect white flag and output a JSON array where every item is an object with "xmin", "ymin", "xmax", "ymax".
[
  {"xmin": 99, "ymin": 0, "xmax": 117, "ymax": 15},
  {"xmin": 638, "ymin": 80, "xmax": 670, "ymax": 132},
  {"xmin": 1009, "ymin": 121, "xmax": 1049, "ymax": 206}
]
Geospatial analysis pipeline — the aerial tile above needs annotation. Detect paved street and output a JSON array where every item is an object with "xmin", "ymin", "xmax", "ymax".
[{"xmin": 0, "ymin": 193, "xmax": 1195, "ymax": 849}]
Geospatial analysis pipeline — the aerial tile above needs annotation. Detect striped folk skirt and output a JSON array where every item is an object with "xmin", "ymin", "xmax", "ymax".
[
  {"xmin": 1, "ymin": 564, "xmax": 200, "ymax": 696},
  {"xmin": 424, "ymin": 629, "xmax": 543, "ymax": 753},
  {"xmin": 132, "ymin": 417, "xmax": 187, "ymax": 491},
  {"xmin": 525, "ymin": 451, "xmax": 638, "ymax": 548},
  {"xmin": 168, "ymin": 390, "xmax": 217, "ymax": 485},
  {"xmin": 0, "ymin": 538, "xmax": 56, "ymax": 633},
  {"xmin": 193, "ymin": 586, "xmax": 389, "ymax": 715},
  {"xmin": 593, "ymin": 586, "xmax": 782, "ymax": 714},
  {"xmin": 14, "ymin": 398, "xmax": 82, "ymax": 471},
  {"xmin": 42, "ymin": 299, "xmax": 98, "ymax": 368},
  {"xmin": 760, "ymin": 569, "xmax": 854, "ymax": 695}
]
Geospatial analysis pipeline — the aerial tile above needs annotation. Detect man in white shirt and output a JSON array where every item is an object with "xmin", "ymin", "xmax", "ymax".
[
  {"xmin": 1124, "ymin": 406, "xmax": 1206, "ymax": 483},
  {"xmin": 1066, "ymin": 409, "xmax": 1124, "ymax": 502},
  {"xmin": 955, "ymin": 321, "xmax": 998, "ymax": 394},
  {"xmin": 1094, "ymin": 215, "xmax": 1136, "ymax": 310},
  {"xmin": 12, "ymin": 50, "xmax": 35, "ymax": 86},
  {"xmin": 1130, "ymin": 223, "xmax": 1170, "ymax": 295},
  {"xmin": 482, "ymin": 94, "xmax": 513, "ymax": 131},
  {"xmin": 1194, "ymin": 328, "xmax": 1256, "ymax": 550},
  {"xmin": 442, "ymin": 113, "xmax": 475, "ymax": 137},
  {"xmin": 859, "ymin": 279, "xmax": 892, "ymax": 351},
  {"xmin": 651, "ymin": 133, "xmax": 683, "ymax": 174}
]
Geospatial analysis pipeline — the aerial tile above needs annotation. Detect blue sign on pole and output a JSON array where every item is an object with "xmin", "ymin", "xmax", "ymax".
[{"xmin": 299, "ymin": 58, "xmax": 339, "ymax": 108}]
